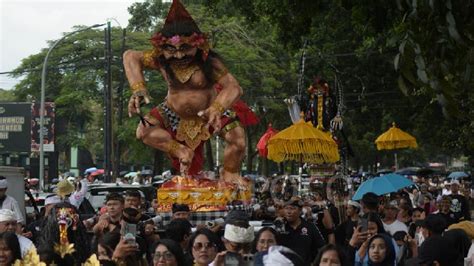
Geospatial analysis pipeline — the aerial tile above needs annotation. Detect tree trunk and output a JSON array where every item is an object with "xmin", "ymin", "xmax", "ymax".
[
  {"xmin": 153, "ymin": 150, "xmax": 163, "ymax": 176},
  {"xmin": 246, "ymin": 129, "xmax": 253, "ymax": 173},
  {"xmin": 262, "ymin": 157, "xmax": 269, "ymax": 177}
]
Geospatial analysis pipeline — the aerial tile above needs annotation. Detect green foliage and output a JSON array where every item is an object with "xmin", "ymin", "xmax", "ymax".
[
  {"xmin": 8, "ymin": 0, "xmax": 473, "ymax": 173},
  {"xmin": 0, "ymin": 89, "xmax": 16, "ymax": 101}
]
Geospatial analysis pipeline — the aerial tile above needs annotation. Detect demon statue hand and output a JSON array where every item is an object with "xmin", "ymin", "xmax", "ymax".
[{"xmin": 123, "ymin": 0, "xmax": 248, "ymax": 185}]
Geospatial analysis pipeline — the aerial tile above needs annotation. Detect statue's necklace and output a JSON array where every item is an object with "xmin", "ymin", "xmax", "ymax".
[{"xmin": 170, "ymin": 63, "xmax": 200, "ymax": 83}]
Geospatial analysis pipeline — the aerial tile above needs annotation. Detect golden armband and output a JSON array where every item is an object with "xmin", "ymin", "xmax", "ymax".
[
  {"xmin": 131, "ymin": 81, "xmax": 146, "ymax": 93},
  {"xmin": 211, "ymin": 101, "xmax": 225, "ymax": 114}
]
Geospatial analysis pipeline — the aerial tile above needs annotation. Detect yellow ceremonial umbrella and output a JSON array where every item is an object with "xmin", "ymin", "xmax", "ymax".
[
  {"xmin": 267, "ymin": 118, "xmax": 340, "ymax": 164},
  {"xmin": 375, "ymin": 122, "xmax": 418, "ymax": 169}
]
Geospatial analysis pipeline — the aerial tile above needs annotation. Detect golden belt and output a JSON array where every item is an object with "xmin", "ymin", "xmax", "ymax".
[{"xmin": 175, "ymin": 117, "xmax": 211, "ymax": 150}]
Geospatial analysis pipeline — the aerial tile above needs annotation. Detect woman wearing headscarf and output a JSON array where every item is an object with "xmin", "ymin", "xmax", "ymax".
[
  {"xmin": 352, "ymin": 213, "xmax": 398, "ymax": 265},
  {"xmin": 368, "ymin": 234, "xmax": 396, "ymax": 266}
]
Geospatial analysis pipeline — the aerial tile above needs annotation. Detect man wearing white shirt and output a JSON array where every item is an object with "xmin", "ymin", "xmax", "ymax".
[
  {"xmin": 442, "ymin": 181, "xmax": 452, "ymax": 196},
  {"xmin": 382, "ymin": 200, "xmax": 408, "ymax": 236},
  {"xmin": 0, "ymin": 177, "xmax": 24, "ymax": 225},
  {"xmin": 68, "ymin": 178, "xmax": 88, "ymax": 209},
  {"xmin": 0, "ymin": 209, "xmax": 35, "ymax": 257}
]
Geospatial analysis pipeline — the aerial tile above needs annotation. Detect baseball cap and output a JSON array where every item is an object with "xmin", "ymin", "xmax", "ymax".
[{"xmin": 284, "ymin": 197, "xmax": 303, "ymax": 208}]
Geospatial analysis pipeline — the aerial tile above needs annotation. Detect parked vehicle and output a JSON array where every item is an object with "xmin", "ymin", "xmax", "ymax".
[{"xmin": 85, "ymin": 183, "xmax": 156, "ymax": 211}]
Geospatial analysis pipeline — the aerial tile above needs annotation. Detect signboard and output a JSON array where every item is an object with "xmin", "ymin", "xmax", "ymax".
[
  {"xmin": 31, "ymin": 102, "xmax": 55, "ymax": 152},
  {"xmin": 0, "ymin": 103, "xmax": 31, "ymax": 152}
]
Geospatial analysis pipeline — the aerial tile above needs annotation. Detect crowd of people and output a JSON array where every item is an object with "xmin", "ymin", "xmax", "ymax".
[{"xmin": 0, "ymin": 173, "xmax": 472, "ymax": 265}]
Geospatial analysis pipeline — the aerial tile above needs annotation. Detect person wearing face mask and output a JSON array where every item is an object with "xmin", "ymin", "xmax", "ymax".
[{"xmin": 314, "ymin": 244, "xmax": 348, "ymax": 266}]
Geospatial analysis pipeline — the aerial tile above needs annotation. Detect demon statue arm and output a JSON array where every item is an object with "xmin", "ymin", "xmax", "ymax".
[
  {"xmin": 123, "ymin": 50, "xmax": 151, "ymax": 117},
  {"xmin": 198, "ymin": 59, "xmax": 243, "ymax": 132}
]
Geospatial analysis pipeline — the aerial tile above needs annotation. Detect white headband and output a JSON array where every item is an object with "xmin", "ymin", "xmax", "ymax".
[
  {"xmin": 44, "ymin": 195, "xmax": 61, "ymax": 206},
  {"xmin": 263, "ymin": 246, "xmax": 294, "ymax": 266},
  {"xmin": 0, "ymin": 209, "xmax": 16, "ymax": 223},
  {"xmin": 224, "ymin": 224, "xmax": 255, "ymax": 243},
  {"xmin": 0, "ymin": 179, "xmax": 8, "ymax": 189},
  {"xmin": 348, "ymin": 200, "xmax": 361, "ymax": 210}
]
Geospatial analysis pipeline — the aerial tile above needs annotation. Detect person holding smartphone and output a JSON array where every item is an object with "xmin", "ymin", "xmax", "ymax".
[
  {"xmin": 352, "ymin": 212, "xmax": 400, "ymax": 265},
  {"xmin": 92, "ymin": 193, "xmax": 124, "ymax": 237},
  {"xmin": 335, "ymin": 200, "xmax": 361, "ymax": 247}
]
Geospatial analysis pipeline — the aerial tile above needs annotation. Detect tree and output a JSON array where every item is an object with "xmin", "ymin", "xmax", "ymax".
[
  {"xmin": 221, "ymin": 0, "xmax": 474, "ymax": 170},
  {"xmin": 0, "ymin": 89, "xmax": 16, "ymax": 101}
]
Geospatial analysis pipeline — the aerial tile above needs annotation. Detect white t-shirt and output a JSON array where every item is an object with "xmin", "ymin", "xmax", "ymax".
[
  {"xmin": 17, "ymin": 234, "xmax": 35, "ymax": 257},
  {"xmin": 383, "ymin": 220, "xmax": 408, "ymax": 236},
  {"xmin": 1, "ymin": 196, "xmax": 24, "ymax": 224}
]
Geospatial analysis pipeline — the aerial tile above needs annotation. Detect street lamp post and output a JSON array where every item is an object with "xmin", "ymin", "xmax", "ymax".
[{"xmin": 39, "ymin": 23, "xmax": 105, "ymax": 190}]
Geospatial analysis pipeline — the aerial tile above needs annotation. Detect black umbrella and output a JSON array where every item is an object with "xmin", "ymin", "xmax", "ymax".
[{"xmin": 417, "ymin": 168, "xmax": 435, "ymax": 176}]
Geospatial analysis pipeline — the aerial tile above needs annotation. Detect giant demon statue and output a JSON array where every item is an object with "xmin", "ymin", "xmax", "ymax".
[{"xmin": 124, "ymin": 0, "xmax": 256, "ymax": 185}]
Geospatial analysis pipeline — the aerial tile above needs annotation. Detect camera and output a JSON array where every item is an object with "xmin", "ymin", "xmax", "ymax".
[
  {"xmin": 311, "ymin": 205, "xmax": 323, "ymax": 214},
  {"xmin": 206, "ymin": 218, "xmax": 225, "ymax": 228},
  {"xmin": 224, "ymin": 252, "xmax": 254, "ymax": 266},
  {"xmin": 273, "ymin": 217, "xmax": 287, "ymax": 233}
]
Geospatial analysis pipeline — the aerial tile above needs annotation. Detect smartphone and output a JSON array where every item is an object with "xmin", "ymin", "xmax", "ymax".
[
  {"xmin": 123, "ymin": 233, "xmax": 136, "ymax": 246},
  {"xmin": 359, "ymin": 217, "xmax": 368, "ymax": 233},
  {"xmin": 121, "ymin": 222, "xmax": 137, "ymax": 236}
]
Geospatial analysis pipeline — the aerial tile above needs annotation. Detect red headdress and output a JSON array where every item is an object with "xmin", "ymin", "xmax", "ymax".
[{"xmin": 150, "ymin": 0, "xmax": 210, "ymax": 60}]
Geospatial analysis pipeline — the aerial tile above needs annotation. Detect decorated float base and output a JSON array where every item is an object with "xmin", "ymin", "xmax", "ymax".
[{"xmin": 157, "ymin": 176, "xmax": 252, "ymax": 212}]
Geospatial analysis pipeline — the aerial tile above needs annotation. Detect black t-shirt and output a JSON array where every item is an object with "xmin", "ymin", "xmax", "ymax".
[
  {"xmin": 335, "ymin": 218, "xmax": 358, "ymax": 247},
  {"xmin": 438, "ymin": 211, "xmax": 457, "ymax": 227},
  {"xmin": 450, "ymin": 194, "xmax": 471, "ymax": 222},
  {"xmin": 280, "ymin": 218, "xmax": 326, "ymax": 265}
]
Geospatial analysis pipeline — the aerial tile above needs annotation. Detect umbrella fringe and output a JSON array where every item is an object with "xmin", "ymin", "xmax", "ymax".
[
  {"xmin": 376, "ymin": 140, "xmax": 418, "ymax": 150},
  {"xmin": 267, "ymin": 139, "xmax": 340, "ymax": 163}
]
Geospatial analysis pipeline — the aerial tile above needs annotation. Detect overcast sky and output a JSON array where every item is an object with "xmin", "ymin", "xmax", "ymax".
[{"xmin": 0, "ymin": 0, "xmax": 144, "ymax": 90}]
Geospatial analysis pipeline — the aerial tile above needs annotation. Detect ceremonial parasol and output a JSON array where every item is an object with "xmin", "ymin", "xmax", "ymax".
[
  {"xmin": 257, "ymin": 124, "xmax": 279, "ymax": 157},
  {"xmin": 352, "ymin": 173, "xmax": 414, "ymax": 200},
  {"xmin": 375, "ymin": 122, "xmax": 417, "ymax": 170},
  {"xmin": 267, "ymin": 118, "xmax": 340, "ymax": 164},
  {"xmin": 90, "ymin": 169, "xmax": 104, "ymax": 177}
]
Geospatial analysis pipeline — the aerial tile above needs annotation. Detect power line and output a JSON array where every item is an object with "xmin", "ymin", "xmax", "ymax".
[{"xmin": 0, "ymin": 49, "xmax": 382, "ymax": 76}]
